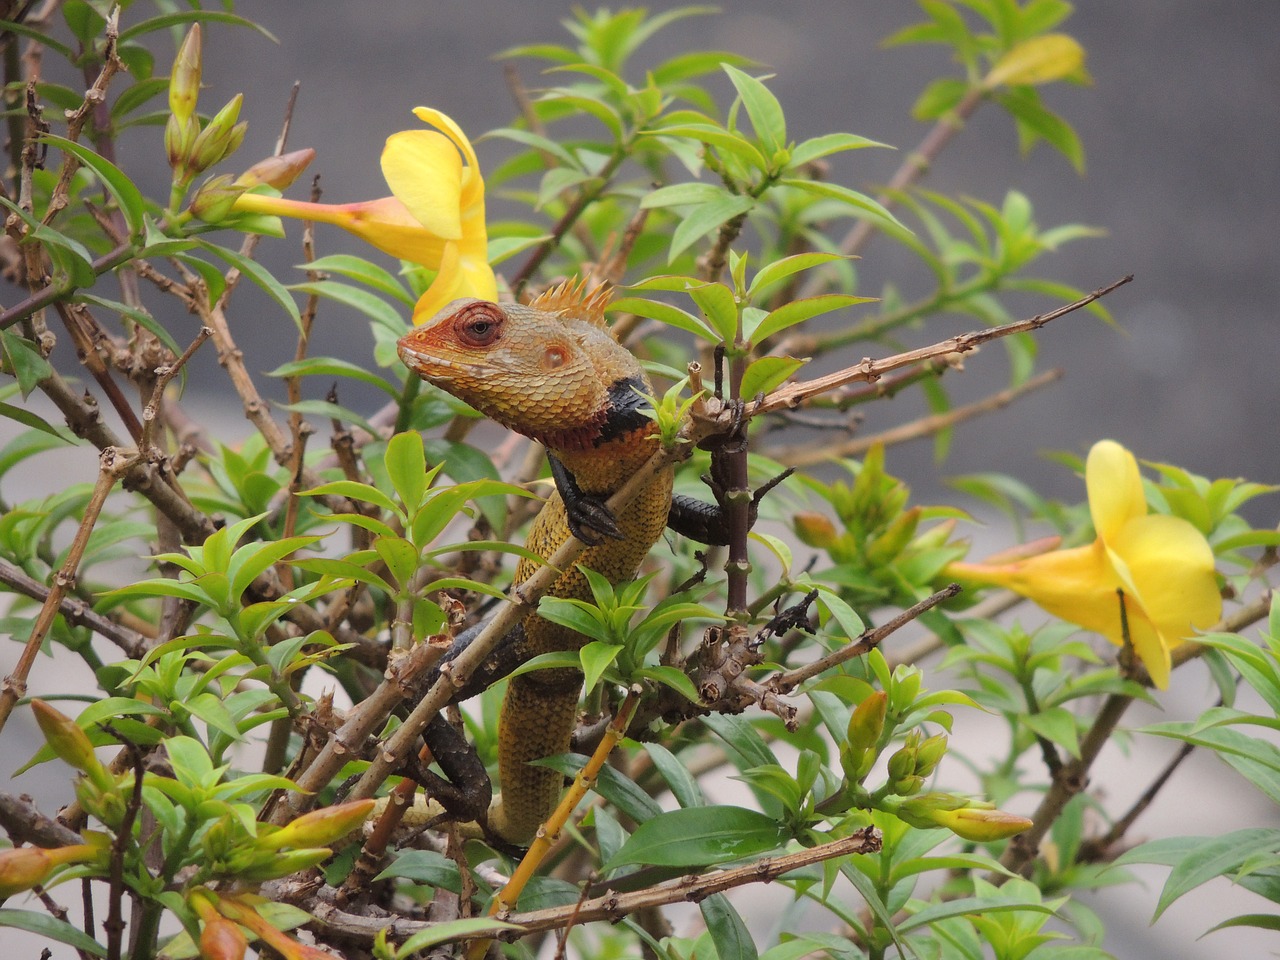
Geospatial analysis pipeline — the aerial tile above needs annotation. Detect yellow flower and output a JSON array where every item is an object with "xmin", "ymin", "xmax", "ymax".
[
  {"xmin": 232, "ymin": 107, "xmax": 496, "ymax": 323},
  {"xmin": 949, "ymin": 440, "xmax": 1221, "ymax": 688}
]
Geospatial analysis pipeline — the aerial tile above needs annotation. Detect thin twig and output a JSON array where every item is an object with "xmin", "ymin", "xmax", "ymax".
[
  {"xmin": 753, "ymin": 277, "xmax": 1131, "ymax": 417},
  {"xmin": 0, "ymin": 446, "xmax": 137, "ymax": 734},
  {"xmin": 768, "ymin": 367, "xmax": 1063, "ymax": 467},
  {"xmin": 769, "ymin": 584, "xmax": 962, "ymax": 693}
]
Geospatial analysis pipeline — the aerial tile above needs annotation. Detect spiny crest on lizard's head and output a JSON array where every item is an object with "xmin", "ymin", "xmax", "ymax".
[{"xmin": 396, "ymin": 282, "xmax": 653, "ymax": 451}]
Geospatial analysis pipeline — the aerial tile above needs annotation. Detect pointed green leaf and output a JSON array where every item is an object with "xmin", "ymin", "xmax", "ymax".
[
  {"xmin": 385, "ymin": 431, "xmax": 427, "ymax": 510},
  {"xmin": 723, "ymin": 64, "xmax": 785, "ymax": 156},
  {"xmin": 670, "ymin": 195, "xmax": 756, "ymax": 264},
  {"xmin": 604, "ymin": 805, "xmax": 787, "ymax": 869},
  {"xmin": 41, "ymin": 134, "xmax": 145, "ymax": 234}
]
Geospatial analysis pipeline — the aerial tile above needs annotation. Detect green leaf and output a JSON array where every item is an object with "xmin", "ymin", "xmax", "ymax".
[
  {"xmin": 701, "ymin": 893, "xmax": 759, "ymax": 960},
  {"xmin": 198, "ymin": 241, "xmax": 301, "ymax": 328},
  {"xmin": 40, "ymin": 134, "xmax": 145, "ymax": 234},
  {"xmin": 748, "ymin": 252, "xmax": 848, "ymax": 298},
  {"xmin": 781, "ymin": 178, "xmax": 905, "ymax": 230},
  {"xmin": 73, "ymin": 293, "xmax": 184, "ymax": 356},
  {"xmin": 375, "ymin": 849, "xmax": 461, "ymax": 890},
  {"xmin": 640, "ymin": 182, "xmax": 731, "ymax": 209},
  {"xmin": 267, "ymin": 356, "xmax": 399, "ymax": 397},
  {"xmin": 670, "ymin": 195, "xmax": 756, "ymax": 264},
  {"xmin": 649, "ymin": 123, "xmax": 769, "ymax": 173},
  {"xmin": 740, "ymin": 356, "xmax": 804, "ymax": 398},
  {"xmin": 280, "ymin": 399, "xmax": 379, "ymax": 440},
  {"xmin": 635, "ymin": 664, "xmax": 701, "ymax": 704},
  {"xmin": 385, "ymin": 431, "xmax": 427, "ymax": 510},
  {"xmin": 645, "ymin": 742, "xmax": 704, "ymax": 808},
  {"xmin": 609, "ymin": 296, "xmax": 712, "ymax": 340},
  {"xmin": 604, "ymin": 806, "xmax": 787, "ymax": 869},
  {"xmin": 117, "ymin": 11, "xmax": 275, "ymax": 44},
  {"xmin": 374, "ymin": 537, "xmax": 418, "ymax": 592},
  {"xmin": 1150, "ymin": 828, "xmax": 1279, "ymax": 919},
  {"xmin": 724, "ymin": 64, "xmax": 786, "ymax": 156},
  {"xmin": 1, "ymin": 329, "xmax": 54, "ymax": 398},
  {"xmin": 392, "ymin": 918, "xmax": 520, "ymax": 959},
  {"xmin": 1022, "ymin": 706, "xmax": 1081, "ymax": 758},
  {"xmin": 788, "ymin": 132, "xmax": 891, "ymax": 167},
  {"xmin": 290, "ymin": 279, "xmax": 405, "ymax": 332},
  {"xmin": 305, "ymin": 254, "xmax": 414, "ymax": 305},
  {"xmin": 580, "ymin": 641, "xmax": 623, "ymax": 693},
  {"xmin": 301, "ymin": 479, "xmax": 401, "ymax": 516},
  {"xmin": 0, "ymin": 401, "xmax": 65, "ymax": 437},
  {"xmin": 745, "ymin": 294, "xmax": 874, "ymax": 344},
  {"xmin": 0, "ymin": 909, "xmax": 106, "ymax": 956},
  {"xmin": 686, "ymin": 282, "xmax": 739, "ymax": 342}
]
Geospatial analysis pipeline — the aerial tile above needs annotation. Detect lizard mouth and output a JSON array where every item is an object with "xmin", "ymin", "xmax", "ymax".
[{"xmin": 395, "ymin": 342, "xmax": 502, "ymax": 380}]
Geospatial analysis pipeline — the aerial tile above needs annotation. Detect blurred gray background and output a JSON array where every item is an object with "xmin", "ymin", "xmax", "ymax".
[
  {"xmin": 4, "ymin": 2, "xmax": 1279, "ymax": 957},
  {"xmin": 179, "ymin": 1, "xmax": 1278, "ymax": 505}
]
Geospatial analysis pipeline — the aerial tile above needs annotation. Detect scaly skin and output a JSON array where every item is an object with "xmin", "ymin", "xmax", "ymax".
[{"xmin": 397, "ymin": 282, "xmax": 672, "ymax": 844}]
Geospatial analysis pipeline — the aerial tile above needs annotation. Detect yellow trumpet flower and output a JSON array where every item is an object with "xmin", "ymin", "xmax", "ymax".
[
  {"xmin": 949, "ymin": 440, "xmax": 1221, "ymax": 688},
  {"xmin": 233, "ymin": 106, "xmax": 496, "ymax": 323}
]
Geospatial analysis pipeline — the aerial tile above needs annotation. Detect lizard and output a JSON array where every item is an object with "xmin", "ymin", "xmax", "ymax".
[{"xmin": 396, "ymin": 280, "xmax": 735, "ymax": 845}]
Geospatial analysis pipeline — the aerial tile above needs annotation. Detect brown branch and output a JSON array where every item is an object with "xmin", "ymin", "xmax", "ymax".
[
  {"xmin": 0, "ymin": 446, "xmax": 137, "ymax": 734},
  {"xmin": 770, "ymin": 584, "xmax": 962, "ymax": 693},
  {"xmin": 767, "ymin": 367, "xmax": 1063, "ymax": 467},
  {"xmin": 0, "ymin": 558, "xmax": 148, "ymax": 658},
  {"xmin": 306, "ymin": 827, "xmax": 881, "ymax": 947},
  {"xmin": 753, "ymin": 277, "xmax": 1130, "ymax": 417}
]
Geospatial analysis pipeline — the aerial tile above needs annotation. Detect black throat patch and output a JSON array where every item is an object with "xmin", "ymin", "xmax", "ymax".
[{"xmin": 598, "ymin": 376, "xmax": 653, "ymax": 445}]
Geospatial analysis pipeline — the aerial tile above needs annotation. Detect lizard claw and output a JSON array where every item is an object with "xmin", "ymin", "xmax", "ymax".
[
  {"xmin": 565, "ymin": 495, "xmax": 625, "ymax": 545},
  {"xmin": 549, "ymin": 453, "xmax": 625, "ymax": 545}
]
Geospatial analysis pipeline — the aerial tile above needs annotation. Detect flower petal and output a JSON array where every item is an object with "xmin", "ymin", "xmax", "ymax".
[
  {"xmin": 1109, "ymin": 514, "xmax": 1222, "ymax": 646},
  {"xmin": 411, "ymin": 243, "xmax": 465, "ymax": 324},
  {"xmin": 232, "ymin": 193, "xmax": 447, "ymax": 266},
  {"xmin": 1086, "ymin": 439, "xmax": 1146, "ymax": 542},
  {"xmin": 381, "ymin": 130, "xmax": 464, "ymax": 240},
  {"xmin": 950, "ymin": 542, "xmax": 1125, "ymax": 639}
]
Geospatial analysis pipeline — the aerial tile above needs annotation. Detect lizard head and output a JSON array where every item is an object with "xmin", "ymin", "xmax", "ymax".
[{"xmin": 398, "ymin": 298, "xmax": 646, "ymax": 450}]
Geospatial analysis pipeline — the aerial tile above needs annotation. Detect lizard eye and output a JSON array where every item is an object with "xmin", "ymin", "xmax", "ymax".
[{"xmin": 454, "ymin": 302, "xmax": 504, "ymax": 347}]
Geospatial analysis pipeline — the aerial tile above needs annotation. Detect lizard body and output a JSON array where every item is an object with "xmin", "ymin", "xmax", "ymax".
[{"xmin": 397, "ymin": 282, "xmax": 673, "ymax": 844}]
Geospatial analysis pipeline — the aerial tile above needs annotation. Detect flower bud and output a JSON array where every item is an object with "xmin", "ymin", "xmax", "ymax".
[
  {"xmin": 190, "ymin": 175, "xmax": 248, "ymax": 223},
  {"xmin": 866, "ymin": 506, "xmax": 921, "ymax": 565},
  {"xmin": 191, "ymin": 889, "xmax": 248, "ymax": 960},
  {"xmin": 189, "ymin": 94, "xmax": 245, "ymax": 174},
  {"xmin": 260, "ymin": 799, "xmax": 376, "ymax": 851},
  {"xmin": 217, "ymin": 896, "xmax": 341, "ymax": 960},
  {"xmin": 30, "ymin": 700, "xmax": 106, "ymax": 785},
  {"xmin": 168, "ymin": 25, "xmax": 203, "ymax": 125},
  {"xmin": 886, "ymin": 741, "xmax": 917, "ymax": 786},
  {"xmin": 912, "ymin": 733, "xmax": 948, "ymax": 779},
  {"xmin": 840, "ymin": 691, "xmax": 886, "ymax": 782},
  {"xmin": 894, "ymin": 791, "xmax": 967, "ymax": 830},
  {"xmin": 236, "ymin": 847, "xmax": 331, "ymax": 883},
  {"xmin": 74, "ymin": 777, "xmax": 126, "ymax": 830},
  {"xmin": 165, "ymin": 114, "xmax": 201, "ymax": 175},
  {"xmin": 927, "ymin": 806, "xmax": 1033, "ymax": 842},
  {"xmin": 0, "ymin": 847, "xmax": 53, "ymax": 897},
  {"xmin": 235, "ymin": 149, "xmax": 316, "ymax": 190},
  {"xmin": 0, "ymin": 843, "xmax": 99, "ymax": 897},
  {"xmin": 199, "ymin": 914, "xmax": 247, "ymax": 960},
  {"xmin": 794, "ymin": 511, "xmax": 838, "ymax": 549}
]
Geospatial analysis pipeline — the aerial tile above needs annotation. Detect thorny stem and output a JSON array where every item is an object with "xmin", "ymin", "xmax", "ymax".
[
  {"xmin": 768, "ymin": 367, "xmax": 1063, "ymax": 467},
  {"xmin": 307, "ymin": 827, "xmax": 882, "ymax": 947},
  {"xmin": 769, "ymin": 584, "xmax": 960, "ymax": 692},
  {"xmin": 0, "ymin": 446, "xmax": 136, "ymax": 735},
  {"xmin": 753, "ymin": 277, "xmax": 1130, "ymax": 417}
]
